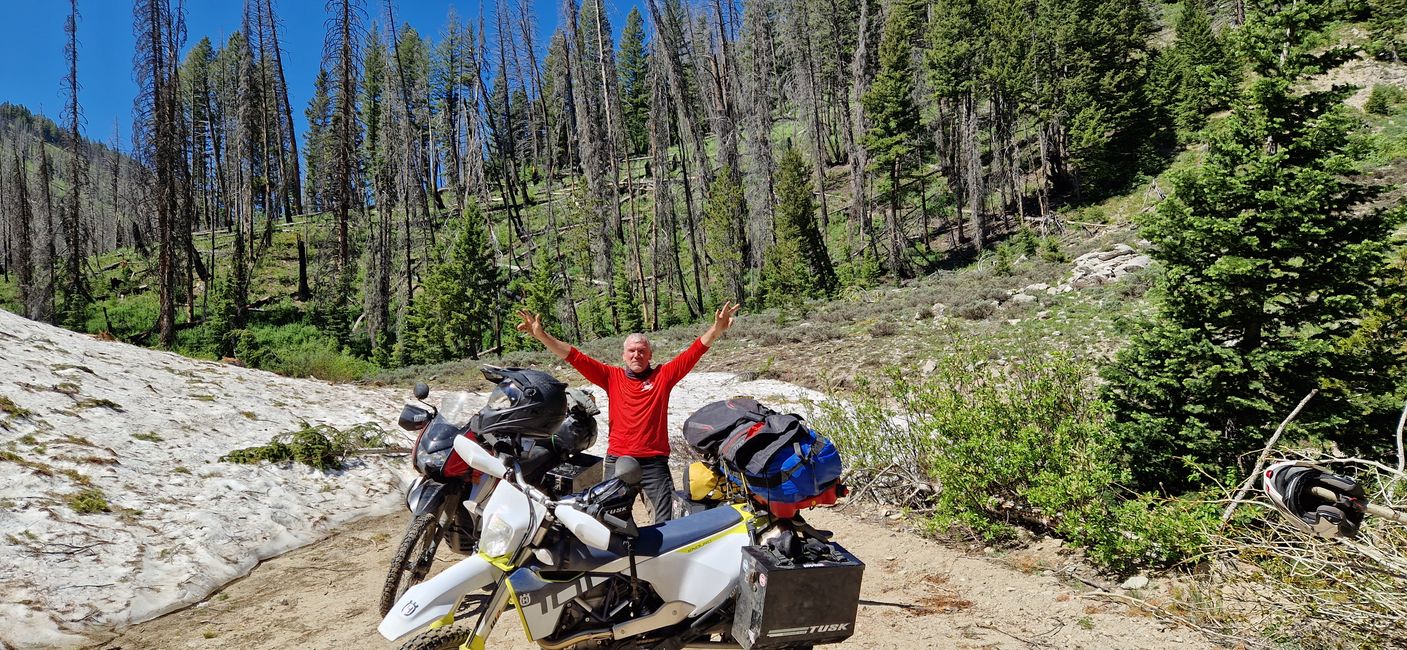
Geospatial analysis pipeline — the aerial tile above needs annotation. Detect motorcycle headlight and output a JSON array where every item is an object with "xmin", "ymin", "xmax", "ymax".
[{"xmin": 480, "ymin": 513, "xmax": 515, "ymax": 558}]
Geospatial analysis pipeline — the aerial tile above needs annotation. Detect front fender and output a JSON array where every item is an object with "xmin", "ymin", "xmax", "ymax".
[
  {"xmin": 378, "ymin": 554, "xmax": 504, "ymax": 640},
  {"xmin": 407, "ymin": 476, "xmax": 447, "ymax": 515}
]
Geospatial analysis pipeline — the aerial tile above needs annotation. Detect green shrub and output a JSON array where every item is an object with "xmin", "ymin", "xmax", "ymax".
[
  {"xmin": 266, "ymin": 338, "xmax": 375, "ymax": 382},
  {"xmin": 953, "ymin": 300, "xmax": 997, "ymax": 320},
  {"xmin": 227, "ymin": 324, "xmax": 375, "ymax": 382},
  {"xmin": 1366, "ymin": 84, "xmax": 1404, "ymax": 116},
  {"xmin": 817, "ymin": 352, "xmax": 1211, "ymax": 572},
  {"xmin": 836, "ymin": 248, "xmax": 882, "ymax": 289}
]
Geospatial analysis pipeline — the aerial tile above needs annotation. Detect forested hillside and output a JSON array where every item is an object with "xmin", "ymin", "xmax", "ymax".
[
  {"xmin": 3, "ymin": 0, "xmax": 1407, "ymax": 645},
  {"xmin": 3, "ymin": 0, "xmax": 1236, "ymax": 357}
]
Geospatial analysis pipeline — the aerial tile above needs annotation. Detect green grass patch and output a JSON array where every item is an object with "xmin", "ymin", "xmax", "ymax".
[
  {"xmin": 65, "ymin": 487, "xmax": 109, "ymax": 514},
  {"xmin": 74, "ymin": 398, "xmax": 123, "ymax": 411},
  {"xmin": 0, "ymin": 396, "xmax": 32, "ymax": 419},
  {"xmin": 131, "ymin": 432, "xmax": 163, "ymax": 443}
]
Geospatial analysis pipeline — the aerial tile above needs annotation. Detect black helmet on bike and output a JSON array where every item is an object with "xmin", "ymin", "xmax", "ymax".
[
  {"xmin": 549, "ymin": 388, "xmax": 600, "ymax": 453},
  {"xmin": 471, "ymin": 366, "xmax": 568, "ymax": 438}
]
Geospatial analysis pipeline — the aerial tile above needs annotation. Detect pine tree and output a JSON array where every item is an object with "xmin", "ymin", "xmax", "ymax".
[
  {"xmin": 762, "ymin": 146, "xmax": 837, "ymax": 306},
  {"xmin": 401, "ymin": 203, "xmax": 504, "ymax": 364},
  {"xmin": 304, "ymin": 68, "xmax": 333, "ymax": 212},
  {"xmin": 861, "ymin": 0, "xmax": 922, "ymax": 280},
  {"xmin": 1152, "ymin": 0, "xmax": 1239, "ymax": 139},
  {"xmin": 1370, "ymin": 0, "xmax": 1407, "ymax": 61},
  {"xmin": 611, "ymin": 242, "xmax": 644, "ymax": 333},
  {"xmin": 703, "ymin": 166, "xmax": 748, "ymax": 304},
  {"xmin": 1058, "ymin": 0, "xmax": 1155, "ymax": 194},
  {"xmin": 58, "ymin": 0, "xmax": 88, "ymax": 328},
  {"xmin": 1103, "ymin": 0, "xmax": 1407, "ymax": 491},
  {"xmin": 520, "ymin": 246, "xmax": 563, "ymax": 336},
  {"xmin": 618, "ymin": 8, "xmax": 650, "ymax": 155}
]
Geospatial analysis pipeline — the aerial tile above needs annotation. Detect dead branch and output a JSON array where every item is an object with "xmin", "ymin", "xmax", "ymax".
[
  {"xmin": 971, "ymin": 623, "xmax": 1057, "ymax": 649},
  {"xmin": 1221, "ymin": 389, "xmax": 1317, "ymax": 524},
  {"xmin": 1395, "ymin": 399, "xmax": 1406, "ymax": 475}
]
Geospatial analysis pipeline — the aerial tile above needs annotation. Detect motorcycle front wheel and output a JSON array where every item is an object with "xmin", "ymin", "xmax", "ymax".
[
  {"xmin": 397, "ymin": 622, "xmax": 474, "ymax": 650},
  {"xmin": 379, "ymin": 512, "xmax": 443, "ymax": 617}
]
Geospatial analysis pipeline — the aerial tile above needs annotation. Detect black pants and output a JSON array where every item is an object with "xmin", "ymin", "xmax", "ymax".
[{"xmin": 604, "ymin": 454, "xmax": 675, "ymax": 524}]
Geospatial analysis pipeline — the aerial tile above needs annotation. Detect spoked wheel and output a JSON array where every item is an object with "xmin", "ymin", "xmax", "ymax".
[
  {"xmin": 397, "ymin": 622, "xmax": 474, "ymax": 650},
  {"xmin": 380, "ymin": 512, "xmax": 443, "ymax": 616}
]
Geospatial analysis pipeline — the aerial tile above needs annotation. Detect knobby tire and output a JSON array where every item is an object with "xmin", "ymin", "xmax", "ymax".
[
  {"xmin": 379, "ymin": 512, "xmax": 442, "ymax": 617},
  {"xmin": 397, "ymin": 622, "xmax": 474, "ymax": 650}
]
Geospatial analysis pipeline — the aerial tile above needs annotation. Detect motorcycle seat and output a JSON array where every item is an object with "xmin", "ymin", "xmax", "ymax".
[{"xmin": 558, "ymin": 506, "xmax": 743, "ymax": 571}]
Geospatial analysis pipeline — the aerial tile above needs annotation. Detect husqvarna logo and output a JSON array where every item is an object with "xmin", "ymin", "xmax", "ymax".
[
  {"xmin": 400, "ymin": 600, "xmax": 420, "ymax": 617},
  {"xmin": 767, "ymin": 623, "xmax": 850, "ymax": 637}
]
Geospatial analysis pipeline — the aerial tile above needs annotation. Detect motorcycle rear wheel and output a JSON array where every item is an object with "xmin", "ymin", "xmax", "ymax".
[
  {"xmin": 397, "ymin": 622, "xmax": 474, "ymax": 650},
  {"xmin": 379, "ymin": 512, "xmax": 443, "ymax": 617}
]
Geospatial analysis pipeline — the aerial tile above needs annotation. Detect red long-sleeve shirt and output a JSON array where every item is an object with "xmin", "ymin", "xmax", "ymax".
[{"xmin": 565, "ymin": 339, "xmax": 710, "ymax": 458}]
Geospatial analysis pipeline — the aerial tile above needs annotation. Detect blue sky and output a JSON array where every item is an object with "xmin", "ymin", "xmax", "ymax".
[{"xmin": 0, "ymin": 1, "xmax": 636, "ymax": 153}]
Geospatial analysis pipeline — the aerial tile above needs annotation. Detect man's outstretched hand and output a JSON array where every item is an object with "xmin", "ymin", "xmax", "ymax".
[
  {"xmin": 516, "ymin": 309, "xmax": 545, "ymax": 338},
  {"xmin": 714, "ymin": 301, "xmax": 740, "ymax": 332},
  {"xmin": 517, "ymin": 309, "xmax": 572, "ymax": 359},
  {"xmin": 701, "ymin": 301, "xmax": 740, "ymax": 347}
]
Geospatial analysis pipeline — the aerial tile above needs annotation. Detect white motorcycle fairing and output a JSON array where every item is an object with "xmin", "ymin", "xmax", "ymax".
[
  {"xmin": 379, "ymin": 466, "xmax": 535, "ymax": 641},
  {"xmin": 377, "ymin": 553, "xmax": 501, "ymax": 640}
]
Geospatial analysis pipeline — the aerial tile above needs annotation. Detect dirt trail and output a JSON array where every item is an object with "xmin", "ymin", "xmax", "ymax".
[{"xmin": 96, "ymin": 506, "xmax": 1213, "ymax": 650}]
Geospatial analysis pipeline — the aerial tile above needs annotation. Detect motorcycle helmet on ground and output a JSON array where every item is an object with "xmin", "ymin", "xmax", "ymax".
[
  {"xmin": 471, "ymin": 366, "xmax": 568, "ymax": 438},
  {"xmin": 1262, "ymin": 460, "xmax": 1366, "ymax": 539}
]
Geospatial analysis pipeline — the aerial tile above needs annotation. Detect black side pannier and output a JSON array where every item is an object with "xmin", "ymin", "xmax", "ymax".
[{"xmin": 682, "ymin": 397, "xmax": 776, "ymax": 456}]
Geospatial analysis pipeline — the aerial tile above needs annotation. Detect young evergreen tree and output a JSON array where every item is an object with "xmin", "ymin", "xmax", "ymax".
[
  {"xmin": 860, "ymin": 0, "xmax": 922, "ymax": 280},
  {"xmin": 618, "ymin": 8, "xmax": 650, "ymax": 155},
  {"xmin": 401, "ymin": 203, "xmax": 504, "ymax": 364},
  {"xmin": 1151, "ymin": 0, "xmax": 1239, "ymax": 139},
  {"xmin": 1104, "ymin": 0, "xmax": 1407, "ymax": 491},
  {"xmin": 520, "ymin": 246, "xmax": 563, "ymax": 335},
  {"xmin": 304, "ymin": 68, "xmax": 333, "ymax": 212},
  {"xmin": 611, "ymin": 242, "xmax": 645, "ymax": 333},
  {"xmin": 703, "ymin": 165, "xmax": 748, "ymax": 304},
  {"xmin": 762, "ymin": 145, "xmax": 837, "ymax": 305}
]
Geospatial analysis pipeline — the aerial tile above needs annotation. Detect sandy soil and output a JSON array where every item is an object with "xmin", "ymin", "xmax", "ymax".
[{"xmin": 94, "ymin": 505, "xmax": 1215, "ymax": 650}]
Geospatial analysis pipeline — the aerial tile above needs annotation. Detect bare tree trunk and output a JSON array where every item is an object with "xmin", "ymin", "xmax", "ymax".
[
  {"xmin": 847, "ymin": 0, "xmax": 875, "ymax": 262},
  {"xmin": 62, "ymin": 0, "xmax": 88, "ymax": 309},
  {"xmin": 649, "ymin": 48, "xmax": 698, "ymax": 319},
  {"xmin": 10, "ymin": 149, "xmax": 35, "ymax": 318},
  {"xmin": 37, "ymin": 131, "xmax": 58, "ymax": 322},
  {"xmin": 645, "ymin": 0, "xmax": 714, "ymax": 190},
  {"xmin": 263, "ymin": 0, "xmax": 303, "ymax": 216},
  {"xmin": 962, "ymin": 93, "xmax": 986, "ymax": 251}
]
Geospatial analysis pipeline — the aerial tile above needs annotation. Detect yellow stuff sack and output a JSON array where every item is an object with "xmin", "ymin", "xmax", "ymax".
[{"xmin": 687, "ymin": 461, "xmax": 728, "ymax": 501}]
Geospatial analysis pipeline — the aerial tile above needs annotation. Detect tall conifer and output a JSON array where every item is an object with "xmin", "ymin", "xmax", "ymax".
[{"xmin": 1104, "ymin": 0, "xmax": 1407, "ymax": 490}]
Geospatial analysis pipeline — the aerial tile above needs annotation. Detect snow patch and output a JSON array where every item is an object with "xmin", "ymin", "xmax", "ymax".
[{"xmin": 0, "ymin": 309, "xmax": 832, "ymax": 647}]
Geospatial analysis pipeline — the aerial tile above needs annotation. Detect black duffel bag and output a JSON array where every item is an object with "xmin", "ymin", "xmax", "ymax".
[{"xmin": 682, "ymin": 397, "xmax": 776, "ymax": 456}]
